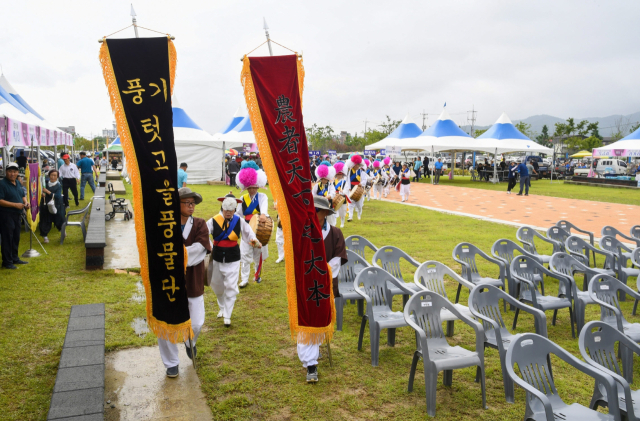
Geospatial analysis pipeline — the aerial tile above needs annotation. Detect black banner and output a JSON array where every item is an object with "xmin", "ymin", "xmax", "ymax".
[{"xmin": 101, "ymin": 37, "xmax": 191, "ymax": 341}]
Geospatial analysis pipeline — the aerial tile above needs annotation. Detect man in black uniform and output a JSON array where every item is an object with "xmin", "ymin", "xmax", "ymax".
[{"xmin": 0, "ymin": 163, "xmax": 30, "ymax": 269}]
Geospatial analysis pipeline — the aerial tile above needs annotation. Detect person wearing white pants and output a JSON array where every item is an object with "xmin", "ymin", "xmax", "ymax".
[
  {"xmin": 275, "ymin": 223, "xmax": 285, "ymax": 263},
  {"xmin": 345, "ymin": 156, "xmax": 368, "ymax": 222},
  {"xmin": 382, "ymin": 158, "xmax": 394, "ymax": 198},
  {"xmin": 312, "ymin": 163, "xmax": 336, "ymax": 226},
  {"xmin": 399, "ymin": 163, "xmax": 411, "ymax": 202},
  {"xmin": 332, "ymin": 169, "xmax": 348, "ymax": 227},
  {"xmin": 207, "ymin": 193, "xmax": 261, "ymax": 328},
  {"xmin": 370, "ymin": 159, "xmax": 385, "ymax": 200},
  {"xmin": 158, "ymin": 187, "xmax": 211, "ymax": 378}
]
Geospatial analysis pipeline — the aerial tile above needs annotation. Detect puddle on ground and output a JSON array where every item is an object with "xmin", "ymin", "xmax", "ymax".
[
  {"xmin": 130, "ymin": 280, "xmax": 145, "ymax": 303},
  {"xmin": 130, "ymin": 317, "xmax": 149, "ymax": 338}
]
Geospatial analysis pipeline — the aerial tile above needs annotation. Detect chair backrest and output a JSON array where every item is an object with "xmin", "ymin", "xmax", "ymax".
[
  {"xmin": 633, "ymin": 248, "xmax": 640, "ymax": 268},
  {"xmin": 468, "ymin": 285, "xmax": 509, "ymax": 334},
  {"xmin": 404, "ymin": 291, "xmax": 451, "ymax": 353},
  {"xmin": 413, "ymin": 261, "xmax": 453, "ymax": 299},
  {"xmin": 492, "ymin": 239, "xmax": 536, "ymax": 278},
  {"xmin": 506, "ymin": 334, "xmax": 563, "ymax": 407},
  {"xmin": 345, "ymin": 235, "xmax": 378, "ymax": 260},
  {"xmin": 602, "ymin": 225, "xmax": 640, "ymax": 247},
  {"xmin": 354, "ymin": 267, "xmax": 396, "ymax": 313},
  {"xmin": 372, "ymin": 246, "xmax": 415, "ymax": 281},
  {"xmin": 565, "ymin": 235, "xmax": 592, "ymax": 264},
  {"xmin": 546, "ymin": 226, "xmax": 570, "ymax": 252},
  {"xmin": 549, "ymin": 252, "xmax": 584, "ymax": 279},
  {"xmin": 516, "ymin": 226, "xmax": 539, "ymax": 254},
  {"xmin": 452, "ymin": 242, "xmax": 483, "ymax": 280},
  {"xmin": 631, "ymin": 225, "xmax": 640, "ymax": 241},
  {"xmin": 580, "ymin": 321, "xmax": 625, "ymax": 378},
  {"xmin": 600, "ymin": 235, "xmax": 629, "ymax": 268},
  {"xmin": 339, "ymin": 250, "xmax": 371, "ymax": 287},
  {"xmin": 588, "ymin": 274, "xmax": 638, "ymax": 326}
]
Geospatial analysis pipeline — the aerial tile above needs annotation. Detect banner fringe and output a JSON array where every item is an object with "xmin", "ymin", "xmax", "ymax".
[
  {"xmin": 241, "ymin": 56, "xmax": 335, "ymax": 346},
  {"xmin": 99, "ymin": 38, "xmax": 193, "ymax": 344}
]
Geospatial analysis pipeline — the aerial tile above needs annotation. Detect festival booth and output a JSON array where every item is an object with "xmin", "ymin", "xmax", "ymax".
[
  {"xmin": 476, "ymin": 113, "xmax": 553, "ymax": 181},
  {"xmin": 172, "ymin": 96, "xmax": 227, "ymax": 183},
  {"xmin": 593, "ymin": 126, "xmax": 640, "ymax": 158},
  {"xmin": 365, "ymin": 114, "xmax": 423, "ymax": 152}
]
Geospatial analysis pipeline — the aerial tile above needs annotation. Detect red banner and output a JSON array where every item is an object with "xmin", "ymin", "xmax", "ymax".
[{"xmin": 242, "ymin": 55, "xmax": 334, "ymax": 345}]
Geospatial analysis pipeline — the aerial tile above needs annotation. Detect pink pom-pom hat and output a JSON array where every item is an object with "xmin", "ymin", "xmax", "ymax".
[
  {"xmin": 350, "ymin": 154, "xmax": 363, "ymax": 165},
  {"xmin": 237, "ymin": 168, "xmax": 258, "ymax": 189},
  {"xmin": 372, "ymin": 160, "xmax": 381, "ymax": 168},
  {"xmin": 364, "ymin": 159, "xmax": 371, "ymax": 167},
  {"xmin": 333, "ymin": 162, "xmax": 345, "ymax": 173},
  {"xmin": 316, "ymin": 164, "xmax": 329, "ymax": 179},
  {"xmin": 383, "ymin": 157, "xmax": 391, "ymax": 166}
]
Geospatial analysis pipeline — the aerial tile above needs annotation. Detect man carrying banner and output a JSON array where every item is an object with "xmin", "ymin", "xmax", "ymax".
[
  {"xmin": 345, "ymin": 154, "xmax": 368, "ymax": 222},
  {"xmin": 208, "ymin": 193, "xmax": 261, "ymax": 326},
  {"xmin": 298, "ymin": 195, "xmax": 348, "ymax": 382},
  {"xmin": 158, "ymin": 187, "xmax": 211, "ymax": 377},
  {"xmin": 0, "ymin": 163, "xmax": 29, "ymax": 269},
  {"xmin": 235, "ymin": 161, "xmax": 269, "ymax": 287}
]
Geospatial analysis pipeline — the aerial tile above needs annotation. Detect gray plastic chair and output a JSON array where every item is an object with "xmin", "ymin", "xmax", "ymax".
[
  {"xmin": 516, "ymin": 226, "xmax": 559, "ymax": 265},
  {"xmin": 566, "ymin": 235, "xmax": 617, "ymax": 270},
  {"xmin": 372, "ymin": 246, "xmax": 423, "ymax": 309},
  {"xmin": 580, "ymin": 321, "xmax": 640, "ymax": 420},
  {"xmin": 345, "ymin": 235, "xmax": 378, "ymax": 260},
  {"xmin": 60, "ymin": 200, "xmax": 92, "ymax": 245},
  {"xmin": 505, "ymin": 333, "xmax": 621, "ymax": 421},
  {"xmin": 631, "ymin": 226, "xmax": 640, "ymax": 242},
  {"xmin": 469, "ymin": 285, "xmax": 547, "ymax": 404},
  {"xmin": 354, "ymin": 267, "xmax": 415, "ymax": 366},
  {"xmin": 404, "ymin": 290, "xmax": 486, "ymax": 417},
  {"xmin": 413, "ymin": 261, "xmax": 474, "ymax": 337},
  {"xmin": 632, "ymin": 249, "xmax": 640, "ymax": 315},
  {"xmin": 335, "ymin": 250, "xmax": 370, "ymax": 331},
  {"xmin": 492, "ymin": 239, "xmax": 543, "ymax": 304},
  {"xmin": 588, "ymin": 274, "xmax": 640, "ymax": 347},
  {"xmin": 452, "ymin": 242, "xmax": 506, "ymax": 307},
  {"xmin": 602, "ymin": 226, "xmax": 640, "ymax": 249},
  {"xmin": 557, "ymin": 220, "xmax": 597, "ymax": 264},
  {"xmin": 546, "ymin": 226, "xmax": 571, "ymax": 253},
  {"xmin": 511, "ymin": 255, "xmax": 575, "ymax": 338},
  {"xmin": 600, "ymin": 236, "xmax": 639, "ymax": 301},
  {"xmin": 549, "ymin": 252, "xmax": 601, "ymax": 335}
]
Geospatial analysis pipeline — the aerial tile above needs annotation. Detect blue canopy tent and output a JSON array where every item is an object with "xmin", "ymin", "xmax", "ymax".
[{"xmin": 365, "ymin": 114, "xmax": 423, "ymax": 152}]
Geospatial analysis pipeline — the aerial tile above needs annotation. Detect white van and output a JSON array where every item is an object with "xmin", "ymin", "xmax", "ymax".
[{"xmin": 574, "ymin": 158, "xmax": 628, "ymax": 176}]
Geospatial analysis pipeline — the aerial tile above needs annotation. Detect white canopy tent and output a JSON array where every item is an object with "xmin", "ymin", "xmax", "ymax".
[
  {"xmin": 212, "ymin": 107, "xmax": 244, "ymax": 141},
  {"xmin": 220, "ymin": 114, "xmax": 257, "ymax": 145},
  {"xmin": 365, "ymin": 114, "xmax": 423, "ymax": 151},
  {"xmin": 593, "ymin": 126, "xmax": 640, "ymax": 157}
]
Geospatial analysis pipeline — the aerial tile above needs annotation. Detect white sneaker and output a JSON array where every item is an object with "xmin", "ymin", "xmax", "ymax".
[
  {"xmin": 357, "ymin": 213, "xmax": 361, "ymax": 220},
  {"xmin": 275, "ymin": 257, "xmax": 284, "ymax": 263},
  {"xmin": 239, "ymin": 280, "xmax": 248, "ymax": 288},
  {"xmin": 224, "ymin": 318, "xmax": 231, "ymax": 327},
  {"xmin": 340, "ymin": 224, "xmax": 344, "ymax": 228},
  {"xmin": 43, "ymin": 236, "xmax": 49, "ymax": 244},
  {"xmin": 217, "ymin": 310, "xmax": 223, "ymax": 318}
]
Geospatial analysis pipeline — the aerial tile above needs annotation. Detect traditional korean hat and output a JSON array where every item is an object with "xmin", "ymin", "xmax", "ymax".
[
  {"xmin": 236, "ymin": 160, "xmax": 267, "ymax": 190},
  {"xmin": 345, "ymin": 153, "xmax": 363, "ymax": 172},
  {"xmin": 178, "ymin": 187, "xmax": 202, "ymax": 205},
  {"xmin": 217, "ymin": 191, "xmax": 243, "ymax": 211},
  {"xmin": 315, "ymin": 160, "xmax": 336, "ymax": 182},
  {"xmin": 313, "ymin": 196, "xmax": 335, "ymax": 215}
]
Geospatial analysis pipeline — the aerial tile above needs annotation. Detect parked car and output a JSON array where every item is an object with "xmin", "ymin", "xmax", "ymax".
[
  {"xmin": 524, "ymin": 156, "xmax": 550, "ymax": 179},
  {"xmin": 573, "ymin": 158, "xmax": 628, "ymax": 176}
]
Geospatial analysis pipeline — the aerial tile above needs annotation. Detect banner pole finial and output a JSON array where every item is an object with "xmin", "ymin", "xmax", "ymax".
[{"xmin": 263, "ymin": 18, "xmax": 273, "ymax": 56}]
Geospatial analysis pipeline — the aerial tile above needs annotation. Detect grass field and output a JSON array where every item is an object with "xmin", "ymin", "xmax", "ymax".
[
  {"xmin": 413, "ymin": 174, "xmax": 640, "ymax": 206},
  {"xmin": 1, "ymin": 183, "xmax": 638, "ymax": 420}
]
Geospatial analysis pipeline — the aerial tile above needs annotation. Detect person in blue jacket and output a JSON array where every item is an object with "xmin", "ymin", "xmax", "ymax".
[{"xmin": 515, "ymin": 159, "xmax": 530, "ymax": 196}]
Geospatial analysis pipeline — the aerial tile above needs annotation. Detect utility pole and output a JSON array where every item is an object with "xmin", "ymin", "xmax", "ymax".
[
  {"xmin": 467, "ymin": 105, "xmax": 477, "ymax": 137},
  {"xmin": 420, "ymin": 109, "xmax": 428, "ymax": 131}
]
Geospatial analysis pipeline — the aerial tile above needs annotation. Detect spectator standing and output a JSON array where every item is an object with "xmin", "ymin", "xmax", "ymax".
[
  {"xmin": 39, "ymin": 169, "xmax": 66, "ymax": 244},
  {"xmin": 434, "ymin": 158, "xmax": 444, "ymax": 185},
  {"xmin": 515, "ymin": 159, "xmax": 530, "ymax": 196},
  {"xmin": 310, "ymin": 159, "xmax": 317, "ymax": 182},
  {"xmin": 178, "ymin": 163, "xmax": 188, "ymax": 188},
  {"xmin": 76, "ymin": 152, "xmax": 97, "ymax": 200},
  {"xmin": 227, "ymin": 158, "xmax": 240, "ymax": 187},
  {"xmin": 413, "ymin": 157, "xmax": 422, "ymax": 182},
  {"xmin": 0, "ymin": 163, "xmax": 29, "ymax": 269},
  {"xmin": 526, "ymin": 160, "xmax": 538, "ymax": 191},
  {"xmin": 100, "ymin": 155, "xmax": 107, "ymax": 168},
  {"xmin": 423, "ymin": 156, "xmax": 430, "ymax": 179},
  {"xmin": 57, "ymin": 152, "xmax": 65, "ymax": 170},
  {"xmin": 255, "ymin": 155, "xmax": 263, "ymax": 169},
  {"xmin": 392, "ymin": 161, "xmax": 402, "ymax": 180},
  {"xmin": 59, "ymin": 154, "xmax": 80, "ymax": 207},
  {"xmin": 506, "ymin": 161, "xmax": 518, "ymax": 194},
  {"xmin": 111, "ymin": 157, "xmax": 118, "ymax": 170},
  {"xmin": 16, "ymin": 151, "xmax": 28, "ymax": 169}
]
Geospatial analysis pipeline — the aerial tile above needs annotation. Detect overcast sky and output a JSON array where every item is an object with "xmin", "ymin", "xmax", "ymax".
[{"xmin": 2, "ymin": 0, "xmax": 639, "ymax": 138}]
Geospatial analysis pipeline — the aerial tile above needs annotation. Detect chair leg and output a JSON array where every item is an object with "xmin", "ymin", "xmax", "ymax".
[
  {"xmin": 479, "ymin": 365, "xmax": 487, "ymax": 409},
  {"xmin": 388, "ymin": 328, "xmax": 396, "ymax": 347},
  {"xmin": 633, "ymin": 298, "xmax": 639, "ymax": 316},
  {"xmin": 408, "ymin": 351, "xmax": 420, "ymax": 392},
  {"xmin": 552, "ymin": 309, "xmax": 558, "ymax": 326},
  {"xmin": 455, "ymin": 284, "xmax": 462, "ymax": 304},
  {"xmin": 575, "ymin": 301, "xmax": 585, "ymax": 335},
  {"xmin": 500, "ymin": 355, "xmax": 515, "ymax": 403},
  {"xmin": 402, "ymin": 294, "xmax": 409, "ymax": 309},
  {"xmin": 569, "ymin": 307, "xmax": 575, "ymax": 339},
  {"xmin": 512, "ymin": 308, "xmax": 520, "ymax": 330},
  {"xmin": 357, "ymin": 299, "xmax": 364, "ymax": 317},
  {"xmin": 622, "ymin": 345, "xmax": 634, "ymax": 384},
  {"xmin": 443, "ymin": 369, "xmax": 453, "ymax": 386},
  {"xmin": 425, "ymin": 366, "xmax": 438, "ymax": 417},
  {"xmin": 370, "ymin": 324, "xmax": 380, "ymax": 367},
  {"xmin": 350, "ymin": 299, "xmax": 355, "ymax": 304},
  {"xmin": 618, "ymin": 274, "xmax": 627, "ymax": 302},
  {"xmin": 357, "ymin": 316, "xmax": 368, "ymax": 351},
  {"xmin": 446, "ymin": 320, "xmax": 455, "ymax": 337},
  {"xmin": 59, "ymin": 223, "xmax": 66, "ymax": 245},
  {"xmin": 335, "ymin": 298, "xmax": 344, "ymax": 332}
]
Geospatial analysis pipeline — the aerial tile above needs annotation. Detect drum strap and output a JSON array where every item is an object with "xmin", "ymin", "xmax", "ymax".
[{"xmin": 242, "ymin": 194, "xmax": 260, "ymax": 216}]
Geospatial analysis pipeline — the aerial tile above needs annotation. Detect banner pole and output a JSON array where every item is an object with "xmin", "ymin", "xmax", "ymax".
[{"xmin": 263, "ymin": 18, "xmax": 273, "ymax": 56}]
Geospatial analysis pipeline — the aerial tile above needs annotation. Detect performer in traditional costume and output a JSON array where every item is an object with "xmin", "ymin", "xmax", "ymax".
[
  {"xmin": 346, "ymin": 154, "xmax": 368, "ymax": 222},
  {"xmin": 313, "ymin": 161, "xmax": 336, "ymax": 226},
  {"xmin": 400, "ymin": 162, "xmax": 411, "ymax": 202},
  {"xmin": 370, "ymin": 159, "xmax": 384, "ymax": 200},
  {"xmin": 363, "ymin": 159, "xmax": 372, "ymax": 201},
  {"xmin": 298, "ymin": 195, "xmax": 348, "ymax": 383},
  {"xmin": 235, "ymin": 161, "xmax": 269, "ymax": 287},
  {"xmin": 382, "ymin": 157, "xmax": 393, "ymax": 198},
  {"xmin": 208, "ymin": 193, "xmax": 261, "ymax": 327},
  {"xmin": 274, "ymin": 200, "xmax": 285, "ymax": 264},
  {"xmin": 159, "ymin": 187, "xmax": 212, "ymax": 377},
  {"xmin": 332, "ymin": 161, "xmax": 349, "ymax": 228}
]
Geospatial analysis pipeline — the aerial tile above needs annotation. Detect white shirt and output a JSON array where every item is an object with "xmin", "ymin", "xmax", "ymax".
[
  {"xmin": 322, "ymin": 221, "xmax": 342, "ymax": 278},
  {"xmin": 206, "ymin": 213, "xmax": 258, "ymax": 245},
  {"xmin": 59, "ymin": 163, "xmax": 80, "ymax": 179}
]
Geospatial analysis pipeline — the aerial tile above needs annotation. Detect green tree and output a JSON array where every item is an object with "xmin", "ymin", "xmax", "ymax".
[
  {"xmin": 535, "ymin": 125, "xmax": 552, "ymax": 147},
  {"xmin": 305, "ymin": 124, "xmax": 334, "ymax": 151},
  {"xmin": 93, "ymin": 136, "xmax": 107, "ymax": 150},
  {"xmin": 473, "ymin": 128, "xmax": 488, "ymax": 138},
  {"xmin": 579, "ymin": 135, "xmax": 603, "ymax": 151},
  {"xmin": 377, "ymin": 116, "xmax": 401, "ymax": 135},
  {"xmin": 74, "ymin": 136, "xmax": 93, "ymax": 151},
  {"xmin": 630, "ymin": 122, "xmax": 640, "ymax": 134},
  {"xmin": 514, "ymin": 121, "xmax": 535, "ymax": 139},
  {"xmin": 554, "ymin": 118, "xmax": 598, "ymax": 152}
]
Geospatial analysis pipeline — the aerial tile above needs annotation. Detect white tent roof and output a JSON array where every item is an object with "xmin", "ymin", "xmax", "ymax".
[
  {"xmin": 213, "ymin": 107, "xmax": 245, "ymax": 141},
  {"xmin": 476, "ymin": 113, "xmax": 553, "ymax": 154},
  {"xmin": 220, "ymin": 113, "xmax": 256, "ymax": 144},
  {"xmin": 365, "ymin": 114, "xmax": 423, "ymax": 150},
  {"xmin": 593, "ymin": 126, "xmax": 640, "ymax": 157}
]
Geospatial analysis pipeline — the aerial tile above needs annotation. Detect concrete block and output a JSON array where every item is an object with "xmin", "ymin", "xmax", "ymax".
[
  {"xmin": 59, "ymin": 346, "xmax": 104, "ymax": 368},
  {"xmin": 53, "ymin": 365, "xmax": 104, "ymax": 393},
  {"xmin": 67, "ymin": 316, "xmax": 104, "ymax": 331},
  {"xmin": 64, "ymin": 329, "xmax": 105, "ymax": 348},
  {"xmin": 70, "ymin": 304, "xmax": 105, "ymax": 318},
  {"xmin": 47, "ymin": 387, "xmax": 103, "ymax": 419}
]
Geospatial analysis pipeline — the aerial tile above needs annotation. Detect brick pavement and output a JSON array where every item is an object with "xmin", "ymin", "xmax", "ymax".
[{"xmin": 383, "ymin": 182, "xmax": 639, "ymax": 236}]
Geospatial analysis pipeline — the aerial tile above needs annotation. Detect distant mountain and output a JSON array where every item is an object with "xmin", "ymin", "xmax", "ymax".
[{"xmin": 461, "ymin": 112, "xmax": 640, "ymax": 138}]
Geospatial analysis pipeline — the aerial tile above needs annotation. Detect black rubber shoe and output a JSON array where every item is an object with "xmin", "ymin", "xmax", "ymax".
[
  {"xmin": 3, "ymin": 264, "xmax": 17, "ymax": 270},
  {"xmin": 185, "ymin": 344, "xmax": 197, "ymax": 360},
  {"xmin": 255, "ymin": 277, "xmax": 262, "ymax": 284},
  {"xmin": 166, "ymin": 365, "xmax": 179, "ymax": 378},
  {"xmin": 14, "ymin": 260, "xmax": 28, "ymax": 265}
]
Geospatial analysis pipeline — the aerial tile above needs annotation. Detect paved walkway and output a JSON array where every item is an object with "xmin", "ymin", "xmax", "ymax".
[
  {"xmin": 384, "ymin": 182, "xmax": 639, "ymax": 236},
  {"xmin": 104, "ymin": 204, "xmax": 140, "ymax": 269}
]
